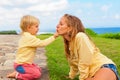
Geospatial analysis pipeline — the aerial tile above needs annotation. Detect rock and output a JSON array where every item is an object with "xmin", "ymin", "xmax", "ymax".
[{"xmin": 4, "ymin": 60, "xmax": 14, "ymax": 67}]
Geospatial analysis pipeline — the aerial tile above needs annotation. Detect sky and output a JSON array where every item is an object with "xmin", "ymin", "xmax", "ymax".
[{"xmin": 0, "ymin": 0, "xmax": 120, "ymax": 32}]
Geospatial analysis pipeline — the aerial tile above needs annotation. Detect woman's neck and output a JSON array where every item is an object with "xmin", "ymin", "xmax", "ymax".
[{"xmin": 63, "ymin": 34, "xmax": 71, "ymax": 41}]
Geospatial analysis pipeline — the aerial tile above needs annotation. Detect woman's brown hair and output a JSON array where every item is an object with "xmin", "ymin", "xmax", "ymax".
[{"xmin": 63, "ymin": 14, "xmax": 85, "ymax": 58}]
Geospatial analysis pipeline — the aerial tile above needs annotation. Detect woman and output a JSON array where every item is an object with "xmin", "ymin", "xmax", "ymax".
[{"xmin": 56, "ymin": 14, "xmax": 120, "ymax": 80}]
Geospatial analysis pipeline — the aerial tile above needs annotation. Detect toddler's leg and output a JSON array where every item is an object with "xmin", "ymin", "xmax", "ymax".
[
  {"xmin": 16, "ymin": 64, "xmax": 41, "ymax": 80},
  {"xmin": 7, "ymin": 71, "xmax": 17, "ymax": 78}
]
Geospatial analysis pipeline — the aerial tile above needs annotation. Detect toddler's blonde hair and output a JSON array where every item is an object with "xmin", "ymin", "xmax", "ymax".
[{"xmin": 20, "ymin": 15, "xmax": 39, "ymax": 32}]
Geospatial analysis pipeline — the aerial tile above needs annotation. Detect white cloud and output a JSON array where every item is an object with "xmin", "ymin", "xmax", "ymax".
[
  {"xmin": 0, "ymin": 7, "xmax": 8, "ymax": 13},
  {"xmin": 0, "ymin": 7, "xmax": 28, "ymax": 19},
  {"xmin": 114, "ymin": 14, "xmax": 120, "ymax": 20},
  {"xmin": 84, "ymin": 3, "xmax": 93, "ymax": 8},
  {"xmin": 0, "ymin": 0, "xmax": 42, "ymax": 6},
  {"xmin": 0, "ymin": 0, "xmax": 69, "ymax": 30},
  {"xmin": 0, "ymin": 0, "xmax": 12, "ymax": 6},
  {"xmin": 0, "ymin": 0, "xmax": 119, "ymax": 31},
  {"xmin": 102, "ymin": 15, "xmax": 107, "ymax": 19},
  {"xmin": 101, "ymin": 4, "xmax": 111, "ymax": 12},
  {"xmin": 15, "ymin": 0, "xmax": 41, "ymax": 4},
  {"xmin": 27, "ymin": 0, "xmax": 68, "ymax": 12}
]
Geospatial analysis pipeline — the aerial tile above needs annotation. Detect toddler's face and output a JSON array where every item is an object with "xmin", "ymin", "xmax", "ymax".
[{"xmin": 27, "ymin": 24, "xmax": 39, "ymax": 35}]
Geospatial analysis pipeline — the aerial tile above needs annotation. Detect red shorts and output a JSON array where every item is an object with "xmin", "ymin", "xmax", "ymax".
[{"xmin": 14, "ymin": 63, "xmax": 42, "ymax": 80}]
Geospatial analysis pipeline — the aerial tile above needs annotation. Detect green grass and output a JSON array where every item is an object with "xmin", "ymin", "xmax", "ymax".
[
  {"xmin": 91, "ymin": 37, "xmax": 120, "ymax": 69},
  {"xmin": 38, "ymin": 34, "xmax": 120, "ymax": 80}
]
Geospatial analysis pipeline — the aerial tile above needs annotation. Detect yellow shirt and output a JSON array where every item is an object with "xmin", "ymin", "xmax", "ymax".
[
  {"xmin": 15, "ymin": 32, "xmax": 55, "ymax": 64},
  {"xmin": 68, "ymin": 32, "xmax": 114, "ymax": 80}
]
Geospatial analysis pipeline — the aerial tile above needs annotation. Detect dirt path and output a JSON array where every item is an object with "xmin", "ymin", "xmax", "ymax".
[{"xmin": 0, "ymin": 35, "xmax": 49, "ymax": 80}]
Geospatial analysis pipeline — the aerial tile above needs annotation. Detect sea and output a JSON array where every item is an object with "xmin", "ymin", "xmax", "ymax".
[
  {"xmin": 91, "ymin": 27, "xmax": 120, "ymax": 34},
  {"xmin": 14, "ymin": 27, "xmax": 120, "ymax": 34}
]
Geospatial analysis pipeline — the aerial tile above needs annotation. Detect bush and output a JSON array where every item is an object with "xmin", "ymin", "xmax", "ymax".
[
  {"xmin": 85, "ymin": 28, "xmax": 97, "ymax": 36},
  {"xmin": 0, "ymin": 30, "xmax": 17, "ymax": 34},
  {"xmin": 99, "ymin": 33, "xmax": 120, "ymax": 39}
]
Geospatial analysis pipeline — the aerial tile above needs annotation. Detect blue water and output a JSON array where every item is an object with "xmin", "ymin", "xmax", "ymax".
[
  {"xmin": 15, "ymin": 27, "xmax": 120, "ymax": 34},
  {"xmin": 91, "ymin": 27, "xmax": 120, "ymax": 34}
]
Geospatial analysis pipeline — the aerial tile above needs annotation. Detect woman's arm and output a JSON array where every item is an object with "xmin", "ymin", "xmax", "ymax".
[
  {"xmin": 76, "ymin": 33, "xmax": 94, "ymax": 80},
  {"xmin": 69, "ymin": 64, "xmax": 79, "ymax": 79}
]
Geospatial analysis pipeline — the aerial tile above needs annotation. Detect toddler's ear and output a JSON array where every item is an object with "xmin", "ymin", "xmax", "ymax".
[
  {"xmin": 27, "ymin": 26, "xmax": 31, "ymax": 30},
  {"xmin": 26, "ymin": 26, "xmax": 31, "ymax": 32}
]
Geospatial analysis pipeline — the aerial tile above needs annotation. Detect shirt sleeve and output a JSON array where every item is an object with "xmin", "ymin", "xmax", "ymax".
[
  {"xmin": 21, "ymin": 35, "xmax": 55, "ymax": 47},
  {"xmin": 76, "ymin": 33, "xmax": 94, "ymax": 80},
  {"xmin": 69, "ymin": 63, "xmax": 79, "ymax": 79}
]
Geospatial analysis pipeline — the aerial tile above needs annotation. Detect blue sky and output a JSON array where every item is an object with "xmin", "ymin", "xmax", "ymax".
[{"xmin": 0, "ymin": 0, "xmax": 120, "ymax": 32}]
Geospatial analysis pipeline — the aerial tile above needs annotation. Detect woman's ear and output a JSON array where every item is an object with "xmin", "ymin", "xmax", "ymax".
[
  {"xmin": 68, "ymin": 27, "xmax": 72, "ymax": 32},
  {"xmin": 67, "ymin": 27, "xmax": 72, "ymax": 36}
]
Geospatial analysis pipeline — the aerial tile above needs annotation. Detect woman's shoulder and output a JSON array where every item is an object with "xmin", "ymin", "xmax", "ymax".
[
  {"xmin": 75, "ymin": 32, "xmax": 90, "ymax": 42},
  {"xmin": 76, "ymin": 32, "xmax": 87, "ymax": 38}
]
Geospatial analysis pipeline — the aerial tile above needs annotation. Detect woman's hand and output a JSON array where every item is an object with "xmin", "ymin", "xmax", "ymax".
[{"xmin": 63, "ymin": 75, "xmax": 74, "ymax": 80}]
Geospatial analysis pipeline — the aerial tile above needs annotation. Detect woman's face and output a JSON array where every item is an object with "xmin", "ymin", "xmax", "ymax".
[{"xmin": 56, "ymin": 17, "xmax": 71, "ymax": 35}]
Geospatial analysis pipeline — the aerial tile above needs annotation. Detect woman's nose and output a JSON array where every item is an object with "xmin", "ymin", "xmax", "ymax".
[{"xmin": 56, "ymin": 24, "xmax": 59, "ymax": 28}]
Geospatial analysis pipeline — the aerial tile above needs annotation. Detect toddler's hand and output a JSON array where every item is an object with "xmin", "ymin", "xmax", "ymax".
[{"xmin": 54, "ymin": 32, "xmax": 59, "ymax": 38}]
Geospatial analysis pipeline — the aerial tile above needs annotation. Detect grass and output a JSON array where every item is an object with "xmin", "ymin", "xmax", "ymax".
[
  {"xmin": 37, "ymin": 34, "xmax": 120, "ymax": 80},
  {"xmin": 91, "ymin": 37, "xmax": 120, "ymax": 69}
]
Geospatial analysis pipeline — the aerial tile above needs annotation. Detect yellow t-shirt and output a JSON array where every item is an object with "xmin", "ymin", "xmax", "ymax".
[
  {"xmin": 15, "ymin": 32, "xmax": 55, "ymax": 64},
  {"xmin": 68, "ymin": 32, "xmax": 114, "ymax": 80}
]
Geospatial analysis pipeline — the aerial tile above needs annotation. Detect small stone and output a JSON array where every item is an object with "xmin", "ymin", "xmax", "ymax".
[
  {"xmin": 4, "ymin": 60, "xmax": 14, "ymax": 67},
  {"xmin": 0, "ymin": 56, "xmax": 6, "ymax": 63},
  {"xmin": 0, "ymin": 52, "xmax": 5, "ymax": 56},
  {"xmin": 5, "ymin": 53, "xmax": 15, "ymax": 59}
]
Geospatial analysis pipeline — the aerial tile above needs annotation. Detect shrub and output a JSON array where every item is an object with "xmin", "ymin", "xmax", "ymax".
[
  {"xmin": 99, "ymin": 33, "xmax": 120, "ymax": 39},
  {"xmin": 85, "ymin": 28, "xmax": 97, "ymax": 36},
  {"xmin": 0, "ymin": 30, "xmax": 17, "ymax": 34}
]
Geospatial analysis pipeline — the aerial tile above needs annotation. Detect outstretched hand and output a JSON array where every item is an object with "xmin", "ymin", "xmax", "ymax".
[{"xmin": 54, "ymin": 32, "xmax": 59, "ymax": 38}]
